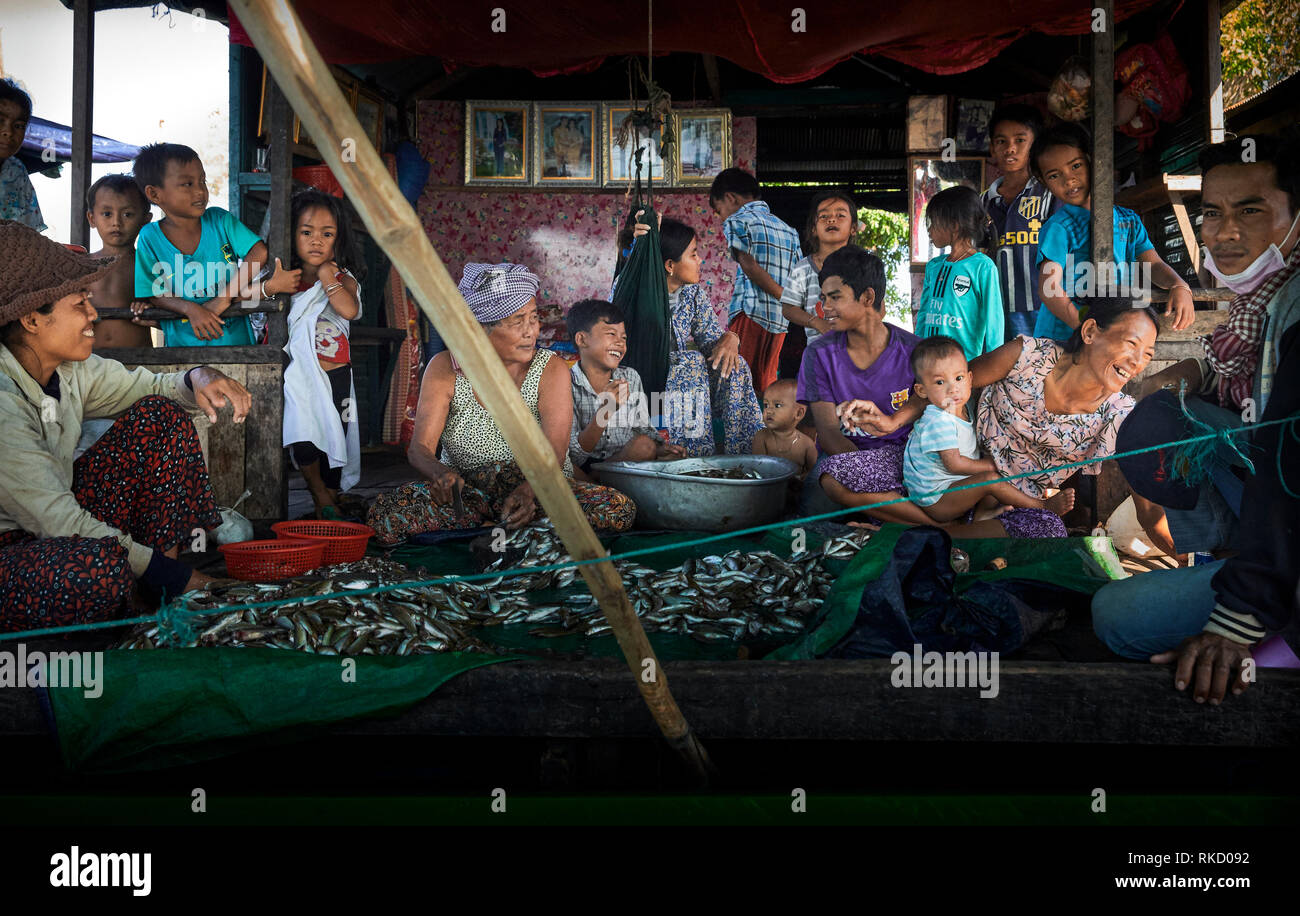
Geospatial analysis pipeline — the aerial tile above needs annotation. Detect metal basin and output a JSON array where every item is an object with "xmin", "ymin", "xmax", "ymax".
[{"xmin": 591, "ymin": 455, "xmax": 799, "ymax": 532}]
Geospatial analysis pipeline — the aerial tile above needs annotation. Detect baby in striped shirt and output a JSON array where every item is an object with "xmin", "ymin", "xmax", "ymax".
[{"xmin": 902, "ymin": 335, "xmax": 1067, "ymax": 522}]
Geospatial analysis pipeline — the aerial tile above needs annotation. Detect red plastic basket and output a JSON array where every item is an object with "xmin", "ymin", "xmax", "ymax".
[
  {"xmin": 292, "ymin": 165, "xmax": 344, "ymax": 197},
  {"xmin": 218, "ymin": 539, "xmax": 327, "ymax": 583},
  {"xmin": 271, "ymin": 520, "xmax": 373, "ymax": 564}
]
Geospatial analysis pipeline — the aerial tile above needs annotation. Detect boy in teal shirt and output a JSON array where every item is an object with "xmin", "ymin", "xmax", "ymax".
[{"xmin": 133, "ymin": 142, "xmax": 297, "ymax": 346}]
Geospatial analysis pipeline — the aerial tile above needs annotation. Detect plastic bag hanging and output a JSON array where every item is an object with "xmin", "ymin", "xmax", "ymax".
[{"xmin": 611, "ymin": 200, "xmax": 672, "ymax": 398}]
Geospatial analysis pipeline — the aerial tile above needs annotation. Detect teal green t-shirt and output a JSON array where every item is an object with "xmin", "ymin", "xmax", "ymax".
[
  {"xmin": 133, "ymin": 206, "xmax": 261, "ymax": 347},
  {"xmin": 915, "ymin": 251, "xmax": 1005, "ymax": 360}
]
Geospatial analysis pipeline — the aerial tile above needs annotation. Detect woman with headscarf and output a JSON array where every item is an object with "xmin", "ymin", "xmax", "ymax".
[
  {"xmin": 367, "ymin": 262, "xmax": 636, "ymax": 542},
  {"xmin": 0, "ymin": 220, "xmax": 252, "ymax": 631}
]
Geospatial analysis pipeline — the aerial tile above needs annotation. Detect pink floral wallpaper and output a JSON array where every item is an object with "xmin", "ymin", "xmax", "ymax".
[{"xmin": 416, "ymin": 101, "xmax": 757, "ymax": 324}]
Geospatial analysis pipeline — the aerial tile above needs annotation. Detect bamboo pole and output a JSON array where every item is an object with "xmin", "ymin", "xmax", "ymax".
[
  {"xmin": 229, "ymin": 0, "xmax": 712, "ymax": 778},
  {"xmin": 1091, "ymin": 0, "xmax": 1115, "ymax": 268}
]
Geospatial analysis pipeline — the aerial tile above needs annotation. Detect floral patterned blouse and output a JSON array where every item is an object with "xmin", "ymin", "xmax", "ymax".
[
  {"xmin": 668, "ymin": 283, "xmax": 728, "ymax": 357},
  {"xmin": 977, "ymin": 336, "xmax": 1134, "ymax": 498}
]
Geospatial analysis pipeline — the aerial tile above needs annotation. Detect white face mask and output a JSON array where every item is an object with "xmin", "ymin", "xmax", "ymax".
[{"xmin": 1202, "ymin": 210, "xmax": 1300, "ymax": 294}]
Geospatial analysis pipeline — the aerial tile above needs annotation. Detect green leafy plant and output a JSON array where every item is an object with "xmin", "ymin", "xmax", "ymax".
[
  {"xmin": 854, "ymin": 208, "xmax": 910, "ymax": 323},
  {"xmin": 1221, "ymin": 0, "xmax": 1300, "ymax": 107}
]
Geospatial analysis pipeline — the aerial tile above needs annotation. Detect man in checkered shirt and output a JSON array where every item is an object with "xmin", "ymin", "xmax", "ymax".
[
  {"xmin": 709, "ymin": 168, "xmax": 801, "ymax": 394},
  {"xmin": 1092, "ymin": 130, "xmax": 1300, "ymax": 704}
]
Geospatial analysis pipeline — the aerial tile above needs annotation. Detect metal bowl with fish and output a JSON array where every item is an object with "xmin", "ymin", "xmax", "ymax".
[{"xmin": 590, "ymin": 455, "xmax": 798, "ymax": 533}]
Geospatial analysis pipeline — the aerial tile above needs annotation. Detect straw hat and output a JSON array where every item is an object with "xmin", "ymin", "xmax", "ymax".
[{"xmin": 0, "ymin": 219, "xmax": 117, "ymax": 327}]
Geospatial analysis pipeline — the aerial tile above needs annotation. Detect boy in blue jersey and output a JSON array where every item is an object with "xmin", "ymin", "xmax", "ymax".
[
  {"xmin": 981, "ymin": 103, "xmax": 1060, "ymax": 341},
  {"xmin": 1030, "ymin": 124, "xmax": 1194, "ymax": 340},
  {"xmin": 133, "ymin": 143, "xmax": 298, "ymax": 346}
]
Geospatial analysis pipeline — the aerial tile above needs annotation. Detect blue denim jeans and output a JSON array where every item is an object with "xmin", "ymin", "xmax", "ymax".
[{"xmin": 1091, "ymin": 559, "xmax": 1225, "ymax": 659}]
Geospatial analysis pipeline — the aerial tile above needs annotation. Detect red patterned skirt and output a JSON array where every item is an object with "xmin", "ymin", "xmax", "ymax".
[{"xmin": 0, "ymin": 396, "xmax": 220, "ymax": 632}]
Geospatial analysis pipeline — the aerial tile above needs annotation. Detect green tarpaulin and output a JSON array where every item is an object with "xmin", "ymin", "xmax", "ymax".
[{"xmin": 47, "ymin": 526, "xmax": 1125, "ymax": 772}]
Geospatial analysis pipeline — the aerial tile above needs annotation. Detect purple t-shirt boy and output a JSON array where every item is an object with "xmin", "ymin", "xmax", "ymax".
[{"xmin": 796, "ymin": 324, "xmax": 919, "ymax": 453}]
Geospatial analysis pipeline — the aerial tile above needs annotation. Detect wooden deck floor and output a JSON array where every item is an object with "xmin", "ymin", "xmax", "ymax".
[{"xmin": 1, "ymin": 650, "xmax": 1296, "ymax": 748}]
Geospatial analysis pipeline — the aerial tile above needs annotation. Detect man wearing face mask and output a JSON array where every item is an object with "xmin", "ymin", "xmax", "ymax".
[{"xmin": 1091, "ymin": 130, "xmax": 1300, "ymax": 703}]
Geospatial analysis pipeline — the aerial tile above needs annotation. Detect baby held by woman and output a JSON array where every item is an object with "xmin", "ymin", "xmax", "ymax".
[{"xmin": 902, "ymin": 335, "xmax": 1074, "ymax": 522}]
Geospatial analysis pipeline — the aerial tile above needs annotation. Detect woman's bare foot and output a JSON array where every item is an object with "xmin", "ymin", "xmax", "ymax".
[
  {"xmin": 1044, "ymin": 488, "xmax": 1076, "ymax": 515},
  {"xmin": 973, "ymin": 503, "xmax": 1010, "ymax": 522}
]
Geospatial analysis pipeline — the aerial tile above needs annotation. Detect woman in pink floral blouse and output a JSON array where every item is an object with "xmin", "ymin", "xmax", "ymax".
[{"xmin": 842, "ymin": 297, "xmax": 1161, "ymax": 537}]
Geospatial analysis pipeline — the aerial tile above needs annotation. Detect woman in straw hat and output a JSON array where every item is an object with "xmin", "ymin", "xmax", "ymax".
[
  {"xmin": 367, "ymin": 262, "xmax": 636, "ymax": 542},
  {"xmin": 0, "ymin": 219, "xmax": 252, "ymax": 631}
]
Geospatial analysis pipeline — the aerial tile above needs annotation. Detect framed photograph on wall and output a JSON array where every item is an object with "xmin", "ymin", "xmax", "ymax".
[
  {"xmin": 956, "ymin": 99, "xmax": 996, "ymax": 152},
  {"xmin": 909, "ymin": 156, "xmax": 985, "ymax": 265},
  {"xmin": 464, "ymin": 101, "xmax": 530, "ymax": 185},
  {"xmin": 672, "ymin": 108, "xmax": 731, "ymax": 186},
  {"xmin": 602, "ymin": 102, "xmax": 668, "ymax": 187},
  {"xmin": 355, "ymin": 88, "xmax": 384, "ymax": 154},
  {"xmin": 533, "ymin": 102, "xmax": 599, "ymax": 186},
  {"xmin": 906, "ymin": 95, "xmax": 949, "ymax": 152}
]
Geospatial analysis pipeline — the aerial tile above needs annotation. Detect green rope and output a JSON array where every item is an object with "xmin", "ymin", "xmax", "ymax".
[
  {"xmin": 1170, "ymin": 379, "xmax": 1256, "ymax": 485},
  {"xmin": 1279, "ymin": 414, "xmax": 1300, "ymax": 500},
  {"xmin": 2, "ymin": 410, "xmax": 1297, "ymax": 644}
]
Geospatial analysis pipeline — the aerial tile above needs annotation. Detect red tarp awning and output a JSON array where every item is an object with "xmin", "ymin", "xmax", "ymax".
[{"xmin": 228, "ymin": 0, "xmax": 1164, "ymax": 80}]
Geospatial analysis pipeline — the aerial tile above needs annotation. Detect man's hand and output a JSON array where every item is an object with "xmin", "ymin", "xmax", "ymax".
[
  {"xmin": 1165, "ymin": 285, "xmax": 1195, "ymax": 332},
  {"xmin": 710, "ymin": 332, "xmax": 741, "ymax": 377},
  {"xmin": 183, "ymin": 302, "xmax": 226, "ymax": 340},
  {"xmin": 190, "ymin": 366, "xmax": 253, "ymax": 423},
  {"xmin": 810, "ymin": 317, "xmax": 834, "ymax": 336},
  {"xmin": 656, "ymin": 442, "xmax": 688, "ymax": 459},
  {"xmin": 500, "ymin": 481, "xmax": 537, "ymax": 529},
  {"xmin": 1151, "ymin": 632, "xmax": 1254, "ymax": 704}
]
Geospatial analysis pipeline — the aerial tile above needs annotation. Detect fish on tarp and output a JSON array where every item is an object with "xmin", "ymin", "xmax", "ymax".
[{"xmin": 116, "ymin": 525, "xmax": 870, "ymax": 654}]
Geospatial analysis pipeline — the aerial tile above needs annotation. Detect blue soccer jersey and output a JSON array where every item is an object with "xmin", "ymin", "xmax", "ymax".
[{"xmin": 982, "ymin": 175, "xmax": 1061, "ymax": 320}]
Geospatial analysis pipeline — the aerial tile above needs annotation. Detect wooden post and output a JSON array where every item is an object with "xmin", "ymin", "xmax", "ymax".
[
  {"xmin": 256, "ymin": 74, "xmax": 293, "ymax": 523},
  {"xmin": 1088, "ymin": 0, "xmax": 1116, "ymax": 531},
  {"xmin": 229, "ymin": 0, "xmax": 712, "ymax": 778},
  {"xmin": 265, "ymin": 77, "xmax": 292, "ymax": 352},
  {"xmin": 229, "ymin": 44, "xmax": 246, "ymax": 223},
  {"xmin": 1207, "ymin": 0, "xmax": 1225, "ymax": 145},
  {"xmin": 1091, "ymin": 0, "xmax": 1115, "ymax": 271},
  {"xmin": 69, "ymin": 0, "xmax": 93, "ymax": 249}
]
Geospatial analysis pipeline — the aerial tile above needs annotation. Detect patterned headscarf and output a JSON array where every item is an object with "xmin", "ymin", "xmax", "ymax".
[{"xmin": 457, "ymin": 262, "xmax": 539, "ymax": 325}]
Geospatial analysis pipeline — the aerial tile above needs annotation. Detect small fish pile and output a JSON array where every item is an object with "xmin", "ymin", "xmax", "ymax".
[
  {"xmin": 678, "ymin": 467, "xmax": 762, "ymax": 480},
  {"xmin": 115, "ymin": 527, "xmax": 873, "ymax": 654}
]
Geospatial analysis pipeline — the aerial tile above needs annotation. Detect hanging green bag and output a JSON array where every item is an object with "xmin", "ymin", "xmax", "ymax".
[{"xmin": 611, "ymin": 199, "xmax": 672, "ymax": 397}]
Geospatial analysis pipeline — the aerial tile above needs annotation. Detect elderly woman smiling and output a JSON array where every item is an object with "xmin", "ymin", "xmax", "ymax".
[
  {"xmin": 368, "ymin": 263, "xmax": 636, "ymax": 542},
  {"xmin": 0, "ymin": 220, "xmax": 251, "ymax": 631}
]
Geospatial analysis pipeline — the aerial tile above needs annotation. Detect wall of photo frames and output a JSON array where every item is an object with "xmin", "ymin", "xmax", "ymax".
[
  {"xmin": 460, "ymin": 100, "xmax": 736, "ymax": 188},
  {"xmin": 416, "ymin": 101, "xmax": 757, "ymax": 322}
]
